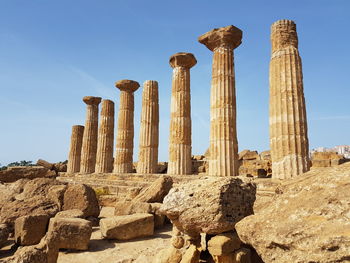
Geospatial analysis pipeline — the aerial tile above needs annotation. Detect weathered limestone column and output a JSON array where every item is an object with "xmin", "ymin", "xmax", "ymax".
[
  {"xmin": 114, "ymin": 80, "xmax": 140, "ymax": 173},
  {"xmin": 80, "ymin": 96, "xmax": 102, "ymax": 174},
  {"xmin": 198, "ymin": 25, "xmax": 242, "ymax": 176},
  {"xmin": 67, "ymin": 125, "xmax": 84, "ymax": 173},
  {"xmin": 269, "ymin": 20, "xmax": 310, "ymax": 179},
  {"xmin": 137, "ymin": 80, "xmax": 159, "ymax": 174},
  {"xmin": 95, "ymin": 99, "xmax": 115, "ymax": 173},
  {"xmin": 167, "ymin": 52, "xmax": 197, "ymax": 175}
]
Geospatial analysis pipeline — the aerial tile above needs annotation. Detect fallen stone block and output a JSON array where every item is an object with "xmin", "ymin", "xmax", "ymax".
[
  {"xmin": 15, "ymin": 214, "xmax": 49, "ymax": 246},
  {"xmin": 100, "ymin": 213, "xmax": 154, "ymax": 240},
  {"xmin": 114, "ymin": 201, "xmax": 152, "ymax": 216},
  {"xmin": 48, "ymin": 217, "xmax": 92, "ymax": 251},
  {"xmin": 208, "ymin": 232, "xmax": 241, "ymax": 256},
  {"xmin": 63, "ymin": 183, "xmax": 100, "ymax": 218},
  {"xmin": 133, "ymin": 176, "xmax": 173, "ymax": 203},
  {"xmin": 55, "ymin": 209, "xmax": 84, "ymax": 219}
]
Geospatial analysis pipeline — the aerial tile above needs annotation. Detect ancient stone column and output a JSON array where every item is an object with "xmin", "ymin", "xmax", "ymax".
[
  {"xmin": 198, "ymin": 25, "xmax": 242, "ymax": 177},
  {"xmin": 113, "ymin": 80, "xmax": 140, "ymax": 173},
  {"xmin": 95, "ymin": 99, "xmax": 115, "ymax": 173},
  {"xmin": 167, "ymin": 52, "xmax": 197, "ymax": 175},
  {"xmin": 269, "ymin": 20, "xmax": 310, "ymax": 179},
  {"xmin": 80, "ymin": 96, "xmax": 102, "ymax": 174},
  {"xmin": 137, "ymin": 80, "xmax": 159, "ymax": 174},
  {"xmin": 67, "ymin": 125, "xmax": 84, "ymax": 173}
]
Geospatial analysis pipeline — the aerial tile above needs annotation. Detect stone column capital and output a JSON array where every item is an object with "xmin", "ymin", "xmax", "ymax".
[
  {"xmin": 169, "ymin": 52, "xmax": 197, "ymax": 69},
  {"xmin": 271, "ymin": 19, "xmax": 298, "ymax": 52},
  {"xmin": 115, "ymin": 79, "xmax": 140, "ymax": 93},
  {"xmin": 83, "ymin": 96, "xmax": 102, "ymax": 105},
  {"xmin": 198, "ymin": 25, "xmax": 242, "ymax": 51}
]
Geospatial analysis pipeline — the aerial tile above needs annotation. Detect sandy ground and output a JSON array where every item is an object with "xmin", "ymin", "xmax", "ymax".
[
  {"xmin": 0, "ymin": 207, "xmax": 172, "ymax": 263},
  {"xmin": 57, "ymin": 224, "xmax": 172, "ymax": 263}
]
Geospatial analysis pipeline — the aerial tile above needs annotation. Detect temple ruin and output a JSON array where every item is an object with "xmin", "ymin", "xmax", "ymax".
[{"xmin": 269, "ymin": 20, "xmax": 310, "ymax": 179}]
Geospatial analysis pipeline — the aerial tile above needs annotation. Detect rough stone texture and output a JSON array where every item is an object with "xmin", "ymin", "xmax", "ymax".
[
  {"xmin": 47, "ymin": 184, "xmax": 67, "ymax": 210},
  {"xmin": 80, "ymin": 96, "xmax": 102, "ymax": 174},
  {"xmin": 114, "ymin": 201, "xmax": 152, "ymax": 216},
  {"xmin": 0, "ymin": 179, "xmax": 28, "ymax": 208},
  {"xmin": 63, "ymin": 184, "xmax": 100, "ymax": 218},
  {"xmin": 311, "ymin": 151, "xmax": 346, "ymax": 168},
  {"xmin": 137, "ymin": 80, "xmax": 159, "ymax": 174},
  {"xmin": 208, "ymin": 232, "xmax": 241, "ymax": 256},
  {"xmin": 7, "ymin": 232, "xmax": 59, "ymax": 263},
  {"xmin": 0, "ymin": 166, "xmax": 55, "ymax": 183},
  {"xmin": 198, "ymin": 25, "xmax": 242, "ymax": 176},
  {"xmin": 0, "ymin": 223, "xmax": 9, "ymax": 248},
  {"xmin": 48, "ymin": 217, "xmax": 92, "ymax": 250},
  {"xmin": 269, "ymin": 20, "xmax": 310, "ymax": 179},
  {"xmin": 114, "ymin": 79, "xmax": 140, "ymax": 173},
  {"xmin": 55, "ymin": 209, "xmax": 85, "ymax": 219},
  {"xmin": 66, "ymin": 125, "xmax": 84, "ymax": 173},
  {"xmin": 15, "ymin": 214, "xmax": 49, "ymax": 246},
  {"xmin": 238, "ymin": 150, "xmax": 271, "ymax": 178},
  {"xmin": 180, "ymin": 244, "xmax": 200, "ymax": 263},
  {"xmin": 95, "ymin": 99, "xmax": 115, "ymax": 173},
  {"xmin": 100, "ymin": 213, "xmax": 154, "ymax": 240},
  {"xmin": 160, "ymin": 177, "xmax": 256, "ymax": 236},
  {"xmin": 154, "ymin": 246, "xmax": 182, "ymax": 263},
  {"xmin": 133, "ymin": 176, "xmax": 173, "ymax": 203},
  {"xmin": 0, "ymin": 178, "xmax": 63, "ymax": 227},
  {"xmin": 235, "ymin": 162, "xmax": 350, "ymax": 263},
  {"xmin": 167, "ymin": 53, "xmax": 196, "ymax": 175}
]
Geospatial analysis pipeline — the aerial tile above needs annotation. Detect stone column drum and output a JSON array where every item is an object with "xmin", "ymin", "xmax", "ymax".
[
  {"xmin": 114, "ymin": 80, "xmax": 140, "ymax": 173},
  {"xmin": 137, "ymin": 80, "xmax": 159, "ymax": 174},
  {"xmin": 67, "ymin": 125, "xmax": 84, "ymax": 173},
  {"xmin": 95, "ymin": 99, "xmax": 115, "ymax": 173},
  {"xmin": 269, "ymin": 20, "xmax": 310, "ymax": 179},
  {"xmin": 80, "ymin": 96, "xmax": 102, "ymax": 174},
  {"xmin": 198, "ymin": 25, "xmax": 242, "ymax": 177},
  {"xmin": 167, "ymin": 52, "xmax": 197, "ymax": 175}
]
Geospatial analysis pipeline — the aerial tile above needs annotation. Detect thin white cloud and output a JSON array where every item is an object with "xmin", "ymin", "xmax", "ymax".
[{"xmin": 68, "ymin": 66, "xmax": 116, "ymax": 100}]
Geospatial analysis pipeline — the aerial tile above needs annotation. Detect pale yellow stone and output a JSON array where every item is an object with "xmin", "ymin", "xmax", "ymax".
[
  {"xmin": 95, "ymin": 99, "xmax": 115, "ymax": 173},
  {"xmin": 167, "ymin": 52, "xmax": 196, "ymax": 175},
  {"xmin": 113, "ymin": 80, "xmax": 140, "ymax": 173},
  {"xmin": 137, "ymin": 80, "xmax": 159, "ymax": 174},
  {"xmin": 198, "ymin": 25, "xmax": 242, "ymax": 177},
  {"xmin": 67, "ymin": 125, "xmax": 84, "ymax": 173},
  {"xmin": 269, "ymin": 20, "xmax": 310, "ymax": 179},
  {"xmin": 80, "ymin": 96, "xmax": 102, "ymax": 174}
]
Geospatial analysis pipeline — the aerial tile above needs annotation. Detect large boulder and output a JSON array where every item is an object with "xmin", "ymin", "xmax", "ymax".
[
  {"xmin": 63, "ymin": 184, "xmax": 100, "ymax": 218},
  {"xmin": 235, "ymin": 163, "xmax": 350, "ymax": 263},
  {"xmin": 100, "ymin": 213, "xmax": 154, "ymax": 240},
  {"xmin": 114, "ymin": 201, "xmax": 152, "ymax": 216},
  {"xmin": 48, "ymin": 217, "xmax": 92, "ymax": 251},
  {"xmin": 0, "ymin": 166, "xmax": 55, "ymax": 183},
  {"xmin": 133, "ymin": 176, "xmax": 173, "ymax": 203},
  {"xmin": 0, "ymin": 196, "xmax": 59, "ymax": 227},
  {"xmin": 160, "ymin": 177, "xmax": 256, "ymax": 236},
  {"xmin": 0, "ymin": 178, "xmax": 65, "ymax": 227},
  {"xmin": 15, "ymin": 214, "xmax": 49, "ymax": 246}
]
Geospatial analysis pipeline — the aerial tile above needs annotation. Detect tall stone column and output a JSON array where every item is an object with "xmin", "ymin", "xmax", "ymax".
[
  {"xmin": 80, "ymin": 96, "xmax": 102, "ymax": 174},
  {"xmin": 67, "ymin": 125, "xmax": 84, "ymax": 173},
  {"xmin": 95, "ymin": 99, "xmax": 115, "ymax": 173},
  {"xmin": 198, "ymin": 25, "xmax": 242, "ymax": 177},
  {"xmin": 114, "ymin": 80, "xmax": 140, "ymax": 173},
  {"xmin": 269, "ymin": 19, "xmax": 310, "ymax": 179},
  {"xmin": 137, "ymin": 80, "xmax": 159, "ymax": 174},
  {"xmin": 167, "ymin": 52, "xmax": 197, "ymax": 175}
]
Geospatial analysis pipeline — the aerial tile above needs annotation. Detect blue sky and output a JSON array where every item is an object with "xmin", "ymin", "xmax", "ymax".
[{"xmin": 0, "ymin": 0, "xmax": 349, "ymax": 165}]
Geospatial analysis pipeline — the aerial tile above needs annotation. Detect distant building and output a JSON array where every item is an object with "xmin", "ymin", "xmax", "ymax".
[{"xmin": 311, "ymin": 145, "xmax": 350, "ymax": 159}]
